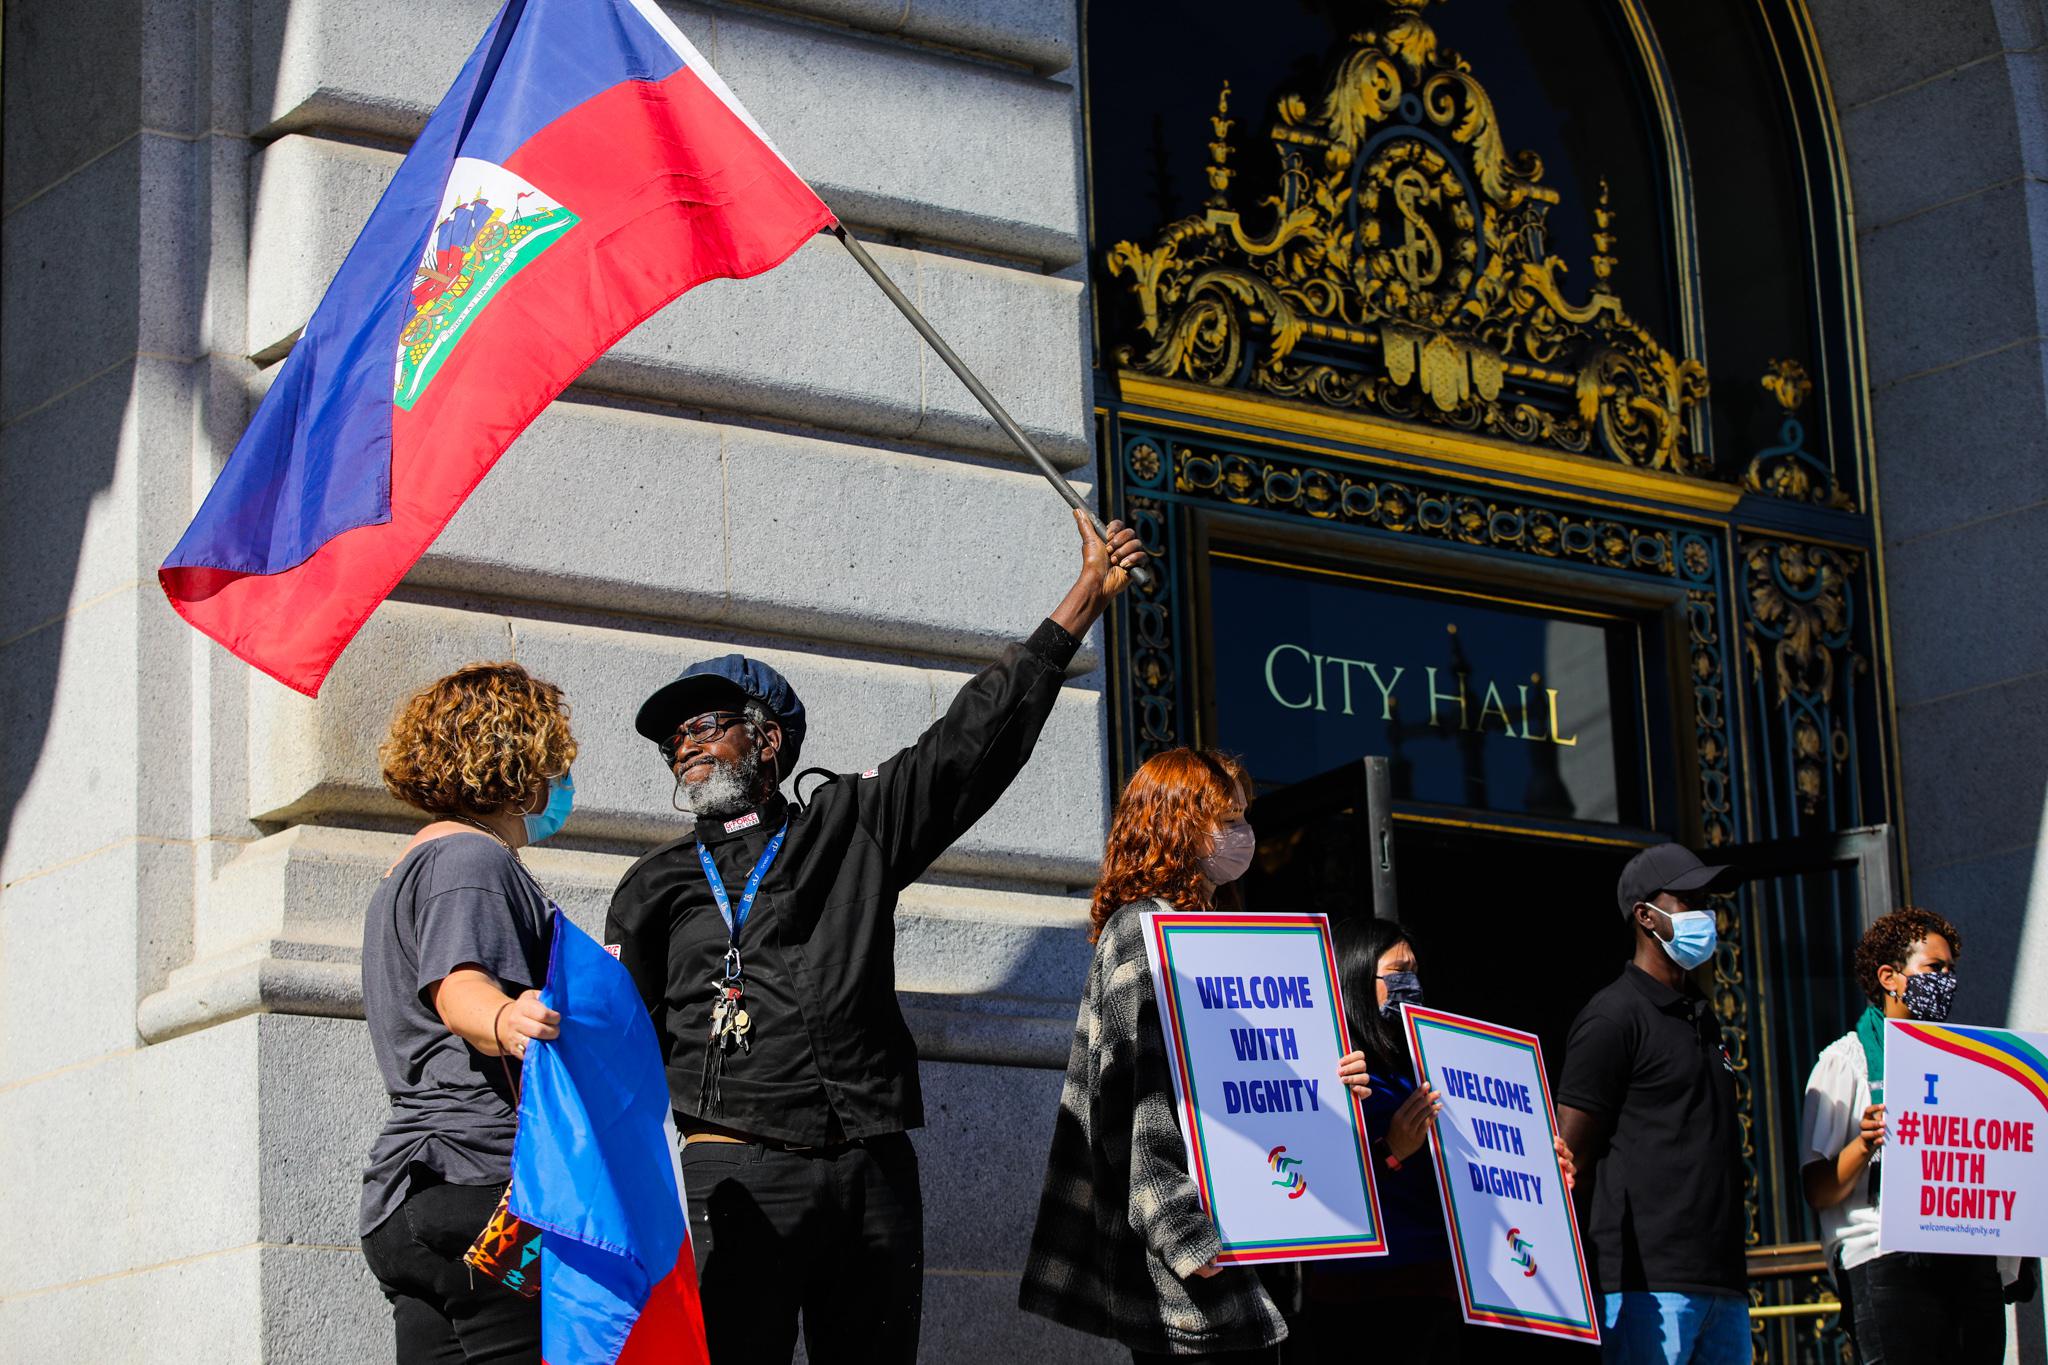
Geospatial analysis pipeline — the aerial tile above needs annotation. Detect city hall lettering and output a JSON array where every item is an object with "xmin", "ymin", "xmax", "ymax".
[{"xmin": 1262, "ymin": 643, "xmax": 1580, "ymax": 746}]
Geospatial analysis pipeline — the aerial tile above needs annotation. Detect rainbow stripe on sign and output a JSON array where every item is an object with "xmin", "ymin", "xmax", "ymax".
[
  {"xmin": 1148, "ymin": 913, "xmax": 1387, "ymax": 1264},
  {"xmin": 1897, "ymin": 1022, "xmax": 2048, "ymax": 1116},
  {"xmin": 1402, "ymin": 1005, "xmax": 1600, "ymax": 1343}
]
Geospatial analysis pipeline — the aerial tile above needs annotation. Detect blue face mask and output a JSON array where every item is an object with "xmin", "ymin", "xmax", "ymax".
[
  {"xmin": 1379, "ymin": 970, "xmax": 1424, "ymax": 1019},
  {"xmin": 523, "ymin": 770, "xmax": 574, "ymax": 846},
  {"xmin": 1655, "ymin": 905, "xmax": 1718, "ymax": 971}
]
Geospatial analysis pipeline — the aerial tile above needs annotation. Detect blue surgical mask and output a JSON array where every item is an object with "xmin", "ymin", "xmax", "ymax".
[
  {"xmin": 1379, "ymin": 971, "xmax": 1424, "ymax": 1018},
  {"xmin": 523, "ymin": 770, "xmax": 574, "ymax": 846},
  {"xmin": 1656, "ymin": 906, "xmax": 1718, "ymax": 971}
]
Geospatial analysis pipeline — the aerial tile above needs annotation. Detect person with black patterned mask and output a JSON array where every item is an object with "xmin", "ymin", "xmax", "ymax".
[{"xmin": 1801, "ymin": 906, "xmax": 2014, "ymax": 1363}]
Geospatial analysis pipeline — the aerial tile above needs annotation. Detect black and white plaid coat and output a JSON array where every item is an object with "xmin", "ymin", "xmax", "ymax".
[{"xmin": 1019, "ymin": 900, "xmax": 1292, "ymax": 1355}]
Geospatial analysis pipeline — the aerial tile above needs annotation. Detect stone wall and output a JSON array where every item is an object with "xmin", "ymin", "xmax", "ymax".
[
  {"xmin": 1808, "ymin": 0, "xmax": 2048, "ymax": 1029},
  {"xmin": 1, "ymin": 0, "xmax": 1121, "ymax": 1357}
]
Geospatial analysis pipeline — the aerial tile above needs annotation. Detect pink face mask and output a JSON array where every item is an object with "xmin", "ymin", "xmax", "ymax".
[{"xmin": 1200, "ymin": 820, "xmax": 1256, "ymax": 885}]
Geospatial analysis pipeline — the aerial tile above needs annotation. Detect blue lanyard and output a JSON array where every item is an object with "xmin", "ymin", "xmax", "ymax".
[{"xmin": 697, "ymin": 821, "xmax": 788, "ymax": 952}]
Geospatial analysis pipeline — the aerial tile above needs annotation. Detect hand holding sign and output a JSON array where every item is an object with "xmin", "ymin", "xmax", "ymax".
[
  {"xmin": 1389, "ymin": 1082, "xmax": 1444, "ymax": 1162},
  {"xmin": 1402, "ymin": 1004, "xmax": 1600, "ymax": 1344},
  {"xmin": 1878, "ymin": 1020, "xmax": 2048, "ymax": 1256},
  {"xmin": 1140, "ymin": 911, "xmax": 1387, "ymax": 1265}
]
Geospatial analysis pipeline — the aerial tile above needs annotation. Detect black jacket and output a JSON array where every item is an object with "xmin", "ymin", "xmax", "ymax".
[{"xmin": 605, "ymin": 620, "xmax": 1080, "ymax": 1145}]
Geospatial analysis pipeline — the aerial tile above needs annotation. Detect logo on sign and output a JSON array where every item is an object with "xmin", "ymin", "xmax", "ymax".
[
  {"xmin": 1267, "ymin": 1145, "xmax": 1308, "ymax": 1200},
  {"xmin": 1506, "ymin": 1226, "xmax": 1538, "ymax": 1277}
]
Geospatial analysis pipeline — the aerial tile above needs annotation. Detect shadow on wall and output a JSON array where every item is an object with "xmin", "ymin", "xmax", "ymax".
[
  {"xmin": 0, "ymin": 0, "xmax": 311, "ymax": 880},
  {"xmin": 0, "ymin": 369, "xmax": 136, "ymax": 883},
  {"xmin": 0, "ymin": 3, "xmax": 173, "ymax": 883}
]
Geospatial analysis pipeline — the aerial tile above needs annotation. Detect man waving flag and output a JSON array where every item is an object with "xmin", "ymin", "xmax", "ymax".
[
  {"xmin": 159, "ymin": 0, "xmax": 832, "ymax": 694},
  {"xmin": 513, "ymin": 914, "xmax": 710, "ymax": 1365}
]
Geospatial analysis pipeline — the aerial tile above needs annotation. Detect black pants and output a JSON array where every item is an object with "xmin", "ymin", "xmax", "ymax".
[
  {"xmin": 361, "ymin": 1180, "xmax": 541, "ymax": 1365},
  {"xmin": 682, "ymin": 1132, "xmax": 923, "ymax": 1365},
  {"xmin": 1845, "ymin": 1251, "xmax": 2004, "ymax": 1364},
  {"xmin": 1295, "ymin": 1291, "xmax": 1460, "ymax": 1364}
]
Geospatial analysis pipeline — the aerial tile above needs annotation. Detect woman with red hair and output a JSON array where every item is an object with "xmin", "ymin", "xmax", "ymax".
[{"xmin": 1020, "ymin": 748, "xmax": 1340, "ymax": 1362}]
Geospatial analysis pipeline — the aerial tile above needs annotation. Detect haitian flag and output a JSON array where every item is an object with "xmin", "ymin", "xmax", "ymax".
[
  {"xmin": 512, "ymin": 914, "xmax": 709, "ymax": 1365},
  {"xmin": 159, "ymin": 0, "xmax": 833, "ymax": 694}
]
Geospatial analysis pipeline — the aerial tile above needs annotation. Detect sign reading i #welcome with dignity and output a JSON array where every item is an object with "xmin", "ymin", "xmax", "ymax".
[
  {"xmin": 1879, "ymin": 1020, "xmax": 2048, "ymax": 1257},
  {"xmin": 1141, "ymin": 910, "xmax": 1386, "ymax": 1264},
  {"xmin": 1402, "ymin": 1005, "xmax": 1599, "ymax": 1343}
]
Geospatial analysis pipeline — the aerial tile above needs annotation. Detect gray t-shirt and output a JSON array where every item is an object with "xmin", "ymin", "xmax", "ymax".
[{"xmin": 359, "ymin": 833, "xmax": 552, "ymax": 1236}]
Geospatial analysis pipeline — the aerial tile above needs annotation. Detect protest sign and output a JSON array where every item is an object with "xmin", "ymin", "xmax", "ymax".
[
  {"xmin": 1878, "ymin": 1019, "xmax": 2048, "ymax": 1257},
  {"xmin": 1140, "ymin": 910, "xmax": 1385, "ymax": 1264},
  {"xmin": 1401, "ymin": 1005, "xmax": 1599, "ymax": 1343}
]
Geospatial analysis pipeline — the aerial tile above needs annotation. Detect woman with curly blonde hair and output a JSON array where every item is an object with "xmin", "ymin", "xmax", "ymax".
[
  {"xmin": 1022, "ymin": 749, "xmax": 1365, "ymax": 1363},
  {"xmin": 358, "ymin": 660, "xmax": 578, "ymax": 1365}
]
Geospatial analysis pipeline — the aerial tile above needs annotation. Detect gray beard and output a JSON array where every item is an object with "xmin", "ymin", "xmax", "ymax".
[{"xmin": 674, "ymin": 750, "xmax": 763, "ymax": 820}]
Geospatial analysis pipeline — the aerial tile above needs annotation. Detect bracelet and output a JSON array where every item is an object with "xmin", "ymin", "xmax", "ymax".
[
  {"xmin": 1384, "ymin": 1150, "xmax": 1404, "ymax": 1173},
  {"xmin": 490, "ymin": 1000, "xmax": 516, "ymax": 1057}
]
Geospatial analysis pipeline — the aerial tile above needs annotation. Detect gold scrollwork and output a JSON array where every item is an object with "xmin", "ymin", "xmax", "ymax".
[
  {"xmin": 1170, "ymin": 442, "xmax": 1676, "ymax": 570},
  {"xmin": 1107, "ymin": 0, "xmax": 1710, "ymax": 474},
  {"xmin": 1743, "ymin": 359, "xmax": 1855, "ymax": 510},
  {"xmin": 1741, "ymin": 538, "xmax": 1864, "ymax": 816}
]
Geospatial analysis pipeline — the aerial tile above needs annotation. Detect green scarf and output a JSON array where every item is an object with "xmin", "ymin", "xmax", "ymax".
[{"xmin": 1855, "ymin": 1003, "xmax": 1888, "ymax": 1097}]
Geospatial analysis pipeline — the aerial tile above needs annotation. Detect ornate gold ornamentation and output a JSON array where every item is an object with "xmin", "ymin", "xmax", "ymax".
[
  {"xmin": 1743, "ymin": 359, "xmax": 1854, "ymax": 510},
  {"xmin": 1107, "ymin": 1, "xmax": 1710, "ymax": 474},
  {"xmin": 1207, "ymin": 83, "xmax": 1235, "ymax": 205},
  {"xmin": 1742, "ymin": 539, "xmax": 1863, "ymax": 816},
  {"xmin": 1760, "ymin": 357, "xmax": 1812, "ymax": 413},
  {"xmin": 1120, "ymin": 424, "xmax": 1739, "ymax": 848}
]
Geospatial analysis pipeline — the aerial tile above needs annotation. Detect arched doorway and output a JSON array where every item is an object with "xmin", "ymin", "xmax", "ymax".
[{"xmin": 1086, "ymin": 1, "xmax": 1897, "ymax": 1355}]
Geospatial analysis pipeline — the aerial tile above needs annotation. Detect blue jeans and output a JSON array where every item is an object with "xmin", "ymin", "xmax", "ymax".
[{"xmin": 1601, "ymin": 1291, "xmax": 1750, "ymax": 1365}]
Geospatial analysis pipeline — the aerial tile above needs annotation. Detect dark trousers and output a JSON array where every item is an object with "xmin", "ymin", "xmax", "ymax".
[
  {"xmin": 361, "ymin": 1180, "xmax": 541, "ymax": 1365},
  {"xmin": 682, "ymin": 1132, "xmax": 923, "ymax": 1365},
  {"xmin": 1132, "ymin": 1350, "xmax": 1281, "ymax": 1365},
  {"xmin": 1295, "ymin": 1290, "xmax": 1460, "ymax": 1364},
  {"xmin": 1845, "ymin": 1252, "xmax": 2005, "ymax": 1364}
]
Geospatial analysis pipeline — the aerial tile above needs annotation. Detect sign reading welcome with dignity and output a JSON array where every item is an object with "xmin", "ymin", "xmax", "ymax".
[
  {"xmin": 1402, "ymin": 1005, "xmax": 1599, "ymax": 1343},
  {"xmin": 1879, "ymin": 1020, "xmax": 2048, "ymax": 1257},
  {"xmin": 1141, "ymin": 911, "xmax": 1386, "ymax": 1264}
]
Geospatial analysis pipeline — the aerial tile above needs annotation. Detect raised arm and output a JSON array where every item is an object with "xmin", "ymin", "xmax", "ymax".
[{"xmin": 860, "ymin": 513, "xmax": 1145, "ymax": 887}]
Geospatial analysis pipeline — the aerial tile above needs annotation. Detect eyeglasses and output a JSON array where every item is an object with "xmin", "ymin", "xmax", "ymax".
[{"xmin": 660, "ymin": 711, "xmax": 749, "ymax": 763}]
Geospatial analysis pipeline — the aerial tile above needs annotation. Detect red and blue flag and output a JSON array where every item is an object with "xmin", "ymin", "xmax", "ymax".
[
  {"xmin": 160, "ymin": 0, "xmax": 833, "ymax": 694},
  {"xmin": 513, "ymin": 914, "xmax": 709, "ymax": 1365}
]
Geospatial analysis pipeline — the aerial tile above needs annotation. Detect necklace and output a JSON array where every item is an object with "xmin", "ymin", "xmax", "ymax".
[
  {"xmin": 448, "ymin": 815, "xmax": 560, "ymax": 907},
  {"xmin": 451, "ymin": 813, "xmax": 516, "ymax": 849}
]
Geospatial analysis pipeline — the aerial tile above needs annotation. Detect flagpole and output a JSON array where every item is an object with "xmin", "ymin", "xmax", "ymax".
[{"xmin": 829, "ymin": 224, "xmax": 1155, "ymax": 590}]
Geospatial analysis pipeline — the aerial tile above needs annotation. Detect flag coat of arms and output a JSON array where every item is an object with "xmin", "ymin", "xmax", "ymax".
[
  {"xmin": 160, "ymin": 0, "xmax": 833, "ymax": 694},
  {"xmin": 513, "ymin": 913, "xmax": 710, "ymax": 1365}
]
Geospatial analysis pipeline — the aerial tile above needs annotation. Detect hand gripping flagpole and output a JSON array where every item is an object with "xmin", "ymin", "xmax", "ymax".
[{"xmin": 830, "ymin": 225, "xmax": 1155, "ymax": 591}]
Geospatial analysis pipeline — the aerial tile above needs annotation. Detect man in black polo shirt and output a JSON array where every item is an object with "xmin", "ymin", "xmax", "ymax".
[
  {"xmin": 1557, "ymin": 843, "xmax": 1749, "ymax": 1364},
  {"xmin": 605, "ymin": 511, "xmax": 1144, "ymax": 1365}
]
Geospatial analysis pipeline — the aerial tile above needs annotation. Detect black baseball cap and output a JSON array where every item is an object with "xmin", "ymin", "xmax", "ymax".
[
  {"xmin": 1616, "ymin": 843, "xmax": 1731, "ymax": 917},
  {"xmin": 635, "ymin": 654, "xmax": 807, "ymax": 774}
]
